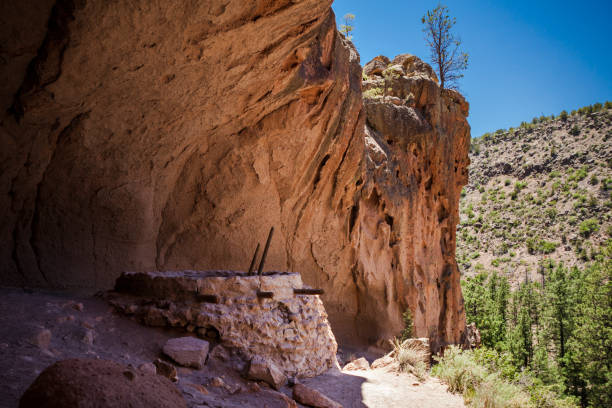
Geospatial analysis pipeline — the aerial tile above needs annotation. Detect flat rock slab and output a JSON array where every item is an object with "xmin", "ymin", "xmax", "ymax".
[
  {"xmin": 292, "ymin": 383, "xmax": 343, "ymax": 408},
  {"xmin": 247, "ymin": 356, "xmax": 287, "ymax": 390},
  {"xmin": 163, "ymin": 337, "xmax": 210, "ymax": 369}
]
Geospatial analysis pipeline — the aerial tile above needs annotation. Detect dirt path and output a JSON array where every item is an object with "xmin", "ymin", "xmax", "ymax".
[
  {"xmin": 302, "ymin": 366, "xmax": 465, "ymax": 408},
  {"xmin": 0, "ymin": 288, "xmax": 464, "ymax": 408}
]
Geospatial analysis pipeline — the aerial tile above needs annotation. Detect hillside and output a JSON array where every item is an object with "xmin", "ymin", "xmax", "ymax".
[{"xmin": 457, "ymin": 103, "xmax": 612, "ymax": 285}]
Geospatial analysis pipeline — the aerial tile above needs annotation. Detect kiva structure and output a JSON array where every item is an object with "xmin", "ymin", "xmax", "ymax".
[{"xmin": 108, "ymin": 270, "xmax": 337, "ymax": 378}]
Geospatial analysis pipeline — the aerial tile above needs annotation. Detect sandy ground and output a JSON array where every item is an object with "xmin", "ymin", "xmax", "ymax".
[
  {"xmin": 0, "ymin": 287, "xmax": 464, "ymax": 408},
  {"xmin": 303, "ymin": 367, "xmax": 464, "ymax": 408}
]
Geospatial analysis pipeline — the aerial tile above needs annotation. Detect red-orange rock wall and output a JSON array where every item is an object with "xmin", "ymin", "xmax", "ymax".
[{"xmin": 0, "ymin": 1, "xmax": 469, "ymax": 351}]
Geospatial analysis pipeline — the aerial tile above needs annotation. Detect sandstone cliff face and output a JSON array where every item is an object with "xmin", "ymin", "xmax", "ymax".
[
  {"xmin": 356, "ymin": 54, "xmax": 471, "ymax": 350},
  {"xmin": 0, "ymin": 1, "xmax": 469, "ymax": 351}
]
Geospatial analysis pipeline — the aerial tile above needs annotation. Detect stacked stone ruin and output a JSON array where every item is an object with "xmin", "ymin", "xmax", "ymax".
[{"xmin": 107, "ymin": 270, "xmax": 337, "ymax": 378}]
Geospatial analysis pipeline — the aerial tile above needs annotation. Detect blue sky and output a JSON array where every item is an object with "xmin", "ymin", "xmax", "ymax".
[{"xmin": 332, "ymin": 0, "xmax": 612, "ymax": 137}]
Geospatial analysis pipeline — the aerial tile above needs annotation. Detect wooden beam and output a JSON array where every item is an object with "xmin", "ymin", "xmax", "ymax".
[
  {"xmin": 293, "ymin": 288, "xmax": 325, "ymax": 295},
  {"xmin": 257, "ymin": 227, "xmax": 274, "ymax": 276},
  {"xmin": 256, "ymin": 290, "xmax": 274, "ymax": 299},
  {"xmin": 197, "ymin": 294, "xmax": 219, "ymax": 303},
  {"xmin": 247, "ymin": 243, "xmax": 261, "ymax": 275}
]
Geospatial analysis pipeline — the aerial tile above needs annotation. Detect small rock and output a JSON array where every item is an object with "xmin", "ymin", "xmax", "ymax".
[
  {"xmin": 34, "ymin": 329, "xmax": 51, "ymax": 350},
  {"xmin": 126, "ymin": 304, "xmax": 139, "ymax": 314},
  {"xmin": 386, "ymin": 96, "xmax": 403, "ymax": 106},
  {"xmin": 292, "ymin": 383, "xmax": 342, "ymax": 408},
  {"xmin": 343, "ymin": 357, "xmax": 369, "ymax": 371},
  {"xmin": 371, "ymin": 355, "xmax": 394, "ymax": 369},
  {"xmin": 186, "ymin": 383, "xmax": 209, "ymax": 395},
  {"xmin": 196, "ymin": 327, "xmax": 219, "ymax": 340},
  {"xmin": 82, "ymin": 320, "xmax": 95, "ymax": 329},
  {"xmin": 162, "ymin": 337, "xmax": 209, "ymax": 369},
  {"xmin": 246, "ymin": 356, "xmax": 287, "ymax": 390},
  {"xmin": 274, "ymin": 391, "xmax": 299, "ymax": 408},
  {"xmin": 154, "ymin": 359, "xmax": 178, "ymax": 382},
  {"xmin": 123, "ymin": 370, "xmax": 136, "ymax": 381},
  {"xmin": 72, "ymin": 303, "xmax": 84, "ymax": 312},
  {"xmin": 247, "ymin": 382, "xmax": 261, "ymax": 393},
  {"xmin": 177, "ymin": 367, "xmax": 194, "ymax": 376},
  {"xmin": 208, "ymin": 345, "xmax": 230, "ymax": 362},
  {"xmin": 210, "ymin": 377, "xmax": 225, "ymax": 388},
  {"xmin": 82, "ymin": 330, "xmax": 95, "ymax": 345}
]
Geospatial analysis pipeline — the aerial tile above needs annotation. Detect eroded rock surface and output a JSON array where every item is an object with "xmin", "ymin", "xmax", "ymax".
[
  {"xmin": 1, "ymin": 1, "xmax": 469, "ymax": 351},
  {"xmin": 358, "ymin": 54, "xmax": 470, "ymax": 351}
]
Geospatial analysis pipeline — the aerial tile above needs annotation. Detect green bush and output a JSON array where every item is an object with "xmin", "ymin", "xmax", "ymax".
[
  {"xmin": 363, "ymin": 87, "xmax": 383, "ymax": 98},
  {"xmin": 569, "ymin": 125, "xmax": 580, "ymax": 136},
  {"xmin": 569, "ymin": 166, "xmax": 588, "ymax": 182},
  {"xmin": 432, "ymin": 347, "xmax": 575, "ymax": 408},
  {"xmin": 539, "ymin": 240, "xmax": 557, "ymax": 254},
  {"xmin": 579, "ymin": 219, "xmax": 599, "ymax": 237},
  {"xmin": 400, "ymin": 308, "xmax": 414, "ymax": 341}
]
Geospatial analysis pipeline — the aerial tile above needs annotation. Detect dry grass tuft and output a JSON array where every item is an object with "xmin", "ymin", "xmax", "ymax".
[{"xmin": 389, "ymin": 338, "xmax": 429, "ymax": 381}]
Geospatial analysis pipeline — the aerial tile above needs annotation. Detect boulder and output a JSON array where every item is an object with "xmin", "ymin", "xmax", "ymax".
[
  {"xmin": 342, "ymin": 357, "xmax": 370, "ymax": 371},
  {"xmin": 247, "ymin": 356, "xmax": 287, "ymax": 390},
  {"xmin": 363, "ymin": 55, "xmax": 390, "ymax": 76},
  {"xmin": 162, "ymin": 337, "xmax": 209, "ymax": 369},
  {"xmin": 292, "ymin": 384, "xmax": 342, "ymax": 408},
  {"xmin": 19, "ymin": 359, "xmax": 185, "ymax": 408}
]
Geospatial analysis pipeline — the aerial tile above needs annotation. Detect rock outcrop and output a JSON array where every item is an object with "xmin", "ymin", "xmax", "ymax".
[
  {"xmin": 355, "ymin": 54, "xmax": 470, "ymax": 351},
  {"xmin": 0, "ymin": 1, "xmax": 469, "ymax": 351}
]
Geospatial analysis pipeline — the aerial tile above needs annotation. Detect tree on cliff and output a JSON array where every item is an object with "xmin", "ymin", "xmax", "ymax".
[
  {"xmin": 339, "ymin": 13, "xmax": 355, "ymax": 41},
  {"xmin": 421, "ymin": 4, "xmax": 469, "ymax": 90}
]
